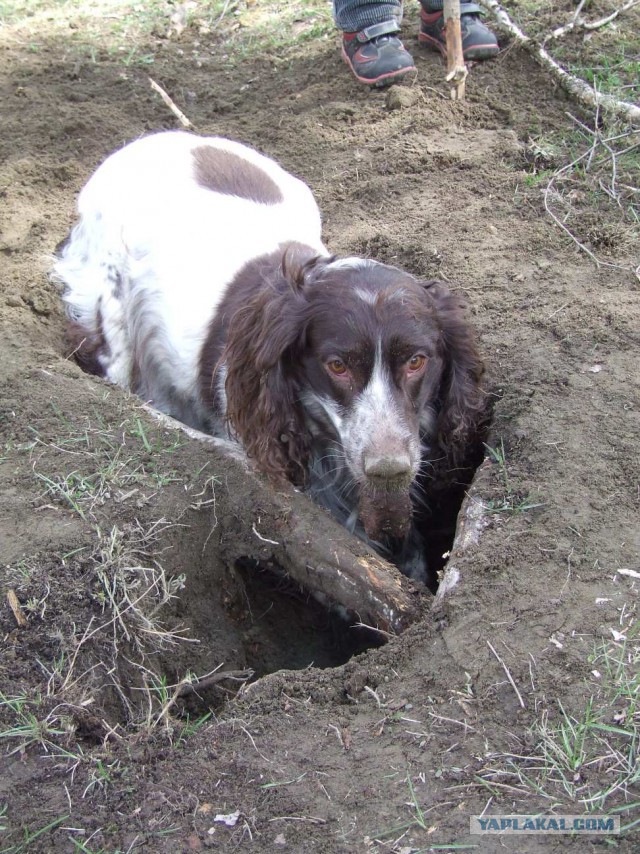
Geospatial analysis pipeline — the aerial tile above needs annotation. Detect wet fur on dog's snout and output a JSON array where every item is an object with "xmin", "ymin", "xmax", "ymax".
[{"xmin": 54, "ymin": 130, "xmax": 485, "ymax": 583}]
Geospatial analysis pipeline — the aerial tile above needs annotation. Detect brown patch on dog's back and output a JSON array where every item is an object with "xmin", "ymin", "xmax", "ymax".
[{"xmin": 192, "ymin": 145, "xmax": 283, "ymax": 204}]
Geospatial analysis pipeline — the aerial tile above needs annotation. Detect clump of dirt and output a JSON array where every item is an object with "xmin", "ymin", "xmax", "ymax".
[{"xmin": 1, "ymin": 2, "xmax": 638, "ymax": 852}]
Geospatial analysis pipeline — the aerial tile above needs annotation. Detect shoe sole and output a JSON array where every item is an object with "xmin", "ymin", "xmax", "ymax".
[
  {"xmin": 418, "ymin": 31, "xmax": 499, "ymax": 62},
  {"xmin": 341, "ymin": 44, "xmax": 417, "ymax": 88}
]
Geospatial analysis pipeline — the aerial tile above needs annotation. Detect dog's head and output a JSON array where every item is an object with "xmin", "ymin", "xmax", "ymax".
[{"xmin": 223, "ymin": 252, "xmax": 485, "ymax": 541}]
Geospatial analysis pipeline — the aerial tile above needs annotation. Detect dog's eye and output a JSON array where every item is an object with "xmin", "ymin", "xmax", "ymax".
[
  {"xmin": 326, "ymin": 358, "xmax": 347, "ymax": 376},
  {"xmin": 407, "ymin": 354, "xmax": 427, "ymax": 373}
]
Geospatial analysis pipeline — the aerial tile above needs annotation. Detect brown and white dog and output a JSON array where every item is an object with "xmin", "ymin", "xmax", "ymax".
[{"xmin": 54, "ymin": 131, "xmax": 485, "ymax": 584}]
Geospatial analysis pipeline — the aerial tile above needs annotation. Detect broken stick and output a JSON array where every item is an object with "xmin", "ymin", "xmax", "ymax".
[
  {"xmin": 7, "ymin": 589, "xmax": 27, "ymax": 627},
  {"xmin": 443, "ymin": 0, "xmax": 468, "ymax": 100},
  {"xmin": 149, "ymin": 77, "xmax": 193, "ymax": 129},
  {"xmin": 177, "ymin": 668, "xmax": 255, "ymax": 697}
]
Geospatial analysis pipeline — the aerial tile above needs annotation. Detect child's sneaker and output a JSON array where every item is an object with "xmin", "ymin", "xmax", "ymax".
[
  {"xmin": 342, "ymin": 21, "xmax": 417, "ymax": 87},
  {"xmin": 419, "ymin": 5, "xmax": 499, "ymax": 61}
]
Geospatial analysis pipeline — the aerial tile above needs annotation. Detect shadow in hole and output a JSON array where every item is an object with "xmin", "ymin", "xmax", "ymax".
[
  {"xmin": 415, "ymin": 397, "xmax": 492, "ymax": 592},
  {"xmin": 233, "ymin": 558, "xmax": 387, "ymax": 676},
  {"xmin": 419, "ymin": 451, "xmax": 487, "ymax": 592}
]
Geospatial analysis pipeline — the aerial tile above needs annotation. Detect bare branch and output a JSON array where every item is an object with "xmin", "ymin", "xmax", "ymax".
[
  {"xmin": 478, "ymin": 0, "xmax": 640, "ymax": 126},
  {"xmin": 148, "ymin": 77, "xmax": 194, "ymax": 129},
  {"xmin": 487, "ymin": 640, "xmax": 526, "ymax": 709},
  {"xmin": 543, "ymin": 0, "xmax": 638, "ymax": 44},
  {"xmin": 539, "ymin": 118, "xmax": 640, "ymax": 278},
  {"xmin": 177, "ymin": 669, "xmax": 254, "ymax": 697},
  {"xmin": 584, "ymin": 0, "xmax": 639, "ymax": 31}
]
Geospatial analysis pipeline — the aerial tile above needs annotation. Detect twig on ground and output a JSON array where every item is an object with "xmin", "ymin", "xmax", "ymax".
[
  {"xmin": 148, "ymin": 77, "xmax": 193, "ymax": 129},
  {"xmin": 252, "ymin": 524, "xmax": 280, "ymax": 545},
  {"xmin": 213, "ymin": 0, "xmax": 234, "ymax": 30},
  {"xmin": 351, "ymin": 620, "xmax": 394, "ymax": 639},
  {"xmin": 326, "ymin": 722, "xmax": 351, "ymax": 750},
  {"xmin": 177, "ymin": 668, "xmax": 254, "ymax": 697},
  {"xmin": 540, "ymin": 113, "xmax": 640, "ymax": 278},
  {"xmin": 7, "ymin": 589, "xmax": 27, "ymax": 627},
  {"xmin": 428, "ymin": 711, "xmax": 476, "ymax": 731},
  {"xmin": 543, "ymin": 0, "xmax": 638, "ymax": 44},
  {"xmin": 487, "ymin": 639, "xmax": 526, "ymax": 709},
  {"xmin": 363, "ymin": 685, "xmax": 383, "ymax": 707},
  {"xmin": 584, "ymin": 0, "xmax": 639, "ymax": 31},
  {"xmin": 477, "ymin": 0, "xmax": 640, "ymax": 125}
]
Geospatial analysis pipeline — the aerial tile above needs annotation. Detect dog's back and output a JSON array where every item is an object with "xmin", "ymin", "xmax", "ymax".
[{"xmin": 55, "ymin": 131, "xmax": 327, "ymax": 429}]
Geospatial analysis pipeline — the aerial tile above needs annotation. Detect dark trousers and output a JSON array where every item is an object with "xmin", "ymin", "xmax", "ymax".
[{"xmin": 333, "ymin": 1, "xmax": 444, "ymax": 32}]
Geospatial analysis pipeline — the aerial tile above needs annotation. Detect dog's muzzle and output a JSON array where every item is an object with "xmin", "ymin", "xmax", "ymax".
[
  {"xmin": 359, "ymin": 448, "xmax": 416, "ymax": 540},
  {"xmin": 363, "ymin": 451, "xmax": 414, "ymax": 485}
]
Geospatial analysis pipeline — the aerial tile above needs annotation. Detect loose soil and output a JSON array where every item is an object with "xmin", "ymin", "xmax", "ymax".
[{"xmin": 0, "ymin": 3, "xmax": 638, "ymax": 852}]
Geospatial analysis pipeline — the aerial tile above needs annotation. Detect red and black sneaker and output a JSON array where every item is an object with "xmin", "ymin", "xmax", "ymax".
[
  {"xmin": 342, "ymin": 21, "xmax": 417, "ymax": 88},
  {"xmin": 419, "ymin": 3, "xmax": 499, "ymax": 62}
]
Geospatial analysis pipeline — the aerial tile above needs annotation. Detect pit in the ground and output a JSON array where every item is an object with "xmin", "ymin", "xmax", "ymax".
[{"xmin": 161, "ymin": 437, "xmax": 487, "ymax": 706}]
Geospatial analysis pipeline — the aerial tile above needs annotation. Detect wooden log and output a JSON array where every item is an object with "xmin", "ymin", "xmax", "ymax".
[
  {"xmin": 145, "ymin": 406, "xmax": 426, "ymax": 635},
  {"xmin": 443, "ymin": 0, "xmax": 468, "ymax": 100},
  {"xmin": 214, "ymin": 475, "xmax": 425, "ymax": 636}
]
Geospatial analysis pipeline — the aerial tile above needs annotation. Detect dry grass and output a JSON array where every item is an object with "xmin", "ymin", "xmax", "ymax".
[{"xmin": 476, "ymin": 616, "xmax": 639, "ymax": 831}]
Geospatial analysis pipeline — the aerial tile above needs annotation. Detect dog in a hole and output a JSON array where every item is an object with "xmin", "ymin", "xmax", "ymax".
[{"xmin": 54, "ymin": 131, "xmax": 485, "ymax": 584}]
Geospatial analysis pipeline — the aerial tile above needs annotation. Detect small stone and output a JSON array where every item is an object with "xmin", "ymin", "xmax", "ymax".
[{"xmin": 385, "ymin": 85, "xmax": 419, "ymax": 110}]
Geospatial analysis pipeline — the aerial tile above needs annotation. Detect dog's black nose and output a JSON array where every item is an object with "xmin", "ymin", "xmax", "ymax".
[{"xmin": 363, "ymin": 453, "xmax": 412, "ymax": 480}]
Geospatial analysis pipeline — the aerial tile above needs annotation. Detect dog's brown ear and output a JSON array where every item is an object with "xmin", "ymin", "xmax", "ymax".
[
  {"xmin": 423, "ymin": 280, "xmax": 486, "ymax": 460},
  {"xmin": 281, "ymin": 245, "xmax": 334, "ymax": 294},
  {"xmin": 223, "ymin": 255, "xmax": 328, "ymax": 485}
]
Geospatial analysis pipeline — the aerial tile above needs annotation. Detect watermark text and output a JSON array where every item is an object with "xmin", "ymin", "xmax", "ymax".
[{"xmin": 470, "ymin": 815, "xmax": 619, "ymax": 835}]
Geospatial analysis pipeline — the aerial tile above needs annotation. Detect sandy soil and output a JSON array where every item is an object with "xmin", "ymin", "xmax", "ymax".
[{"xmin": 0, "ymin": 3, "xmax": 638, "ymax": 852}]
